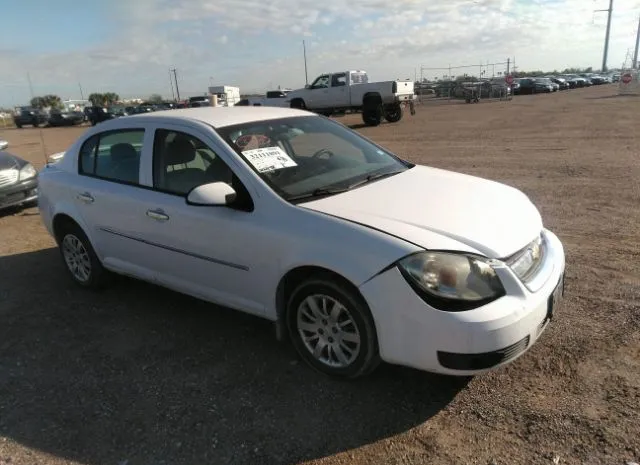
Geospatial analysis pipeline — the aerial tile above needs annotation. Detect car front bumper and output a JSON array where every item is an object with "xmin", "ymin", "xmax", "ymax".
[
  {"xmin": 0, "ymin": 178, "xmax": 38, "ymax": 210},
  {"xmin": 359, "ymin": 228, "xmax": 565, "ymax": 375}
]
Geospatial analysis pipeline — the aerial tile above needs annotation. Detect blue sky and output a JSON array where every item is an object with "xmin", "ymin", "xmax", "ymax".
[{"xmin": 1, "ymin": 0, "xmax": 639, "ymax": 106}]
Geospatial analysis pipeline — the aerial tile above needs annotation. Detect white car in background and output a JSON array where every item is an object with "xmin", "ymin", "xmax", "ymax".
[
  {"xmin": 0, "ymin": 139, "xmax": 8, "ymax": 151},
  {"xmin": 37, "ymin": 107, "xmax": 565, "ymax": 379}
]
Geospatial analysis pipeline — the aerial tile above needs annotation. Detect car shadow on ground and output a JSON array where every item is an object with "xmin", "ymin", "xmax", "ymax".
[
  {"xmin": 0, "ymin": 247, "xmax": 469, "ymax": 465},
  {"xmin": 0, "ymin": 204, "xmax": 39, "ymax": 219}
]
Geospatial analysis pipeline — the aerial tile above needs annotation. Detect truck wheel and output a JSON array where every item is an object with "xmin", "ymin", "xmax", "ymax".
[
  {"xmin": 362, "ymin": 110, "xmax": 381, "ymax": 126},
  {"xmin": 384, "ymin": 104, "xmax": 403, "ymax": 123},
  {"xmin": 290, "ymin": 99, "xmax": 306, "ymax": 110}
]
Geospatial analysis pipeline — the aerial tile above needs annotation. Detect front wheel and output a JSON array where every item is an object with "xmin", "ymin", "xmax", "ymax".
[
  {"xmin": 287, "ymin": 276, "xmax": 380, "ymax": 379},
  {"xmin": 290, "ymin": 99, "xmax": 306, "ymax": 110}
]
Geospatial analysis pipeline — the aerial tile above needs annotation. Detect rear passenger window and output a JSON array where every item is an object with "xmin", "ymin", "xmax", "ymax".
[{"xmin": 79, "ymin": 130, "xmax": 144, "ymax": 185}]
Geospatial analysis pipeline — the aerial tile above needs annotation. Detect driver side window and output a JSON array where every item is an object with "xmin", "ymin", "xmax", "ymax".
[
  {"xmin": 310, "ymin": 75, "xmax": 330, "ymax": 89},
  {"xmin": 152, "ymin": 129, "xmax": 233, "ymax": 196}
]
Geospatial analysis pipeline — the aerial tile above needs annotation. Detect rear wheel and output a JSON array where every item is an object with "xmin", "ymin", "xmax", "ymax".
[
  {"xmin": 57, "ymin": 221, "xmax": 110, "ymax": 289},
  {"xmin": 286, "ymin": 275, "xmax": 380, "ymax": 379}
]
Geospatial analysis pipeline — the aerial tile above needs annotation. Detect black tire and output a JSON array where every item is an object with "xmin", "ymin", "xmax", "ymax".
[
  {"xmin": 290, "ymin": 99, "xmax": 306, "ymax": 110},
  {"xmin": 361, "ymin": 103, "xmax": 382, "ymax": 126},
  {"xmin": 286, "ymin": 275, "xmax": 380, "ymax": 379},
  {"xmin": 15, "ymin": 123, "xmax": 22, "ymax": 129},
  {"xmin": 384, "ymin": 104, "xmax": 403, "ymax": 123},
  {"xmin": 56, "ymin": 221, "xmax": 111, "ymax": 289}
]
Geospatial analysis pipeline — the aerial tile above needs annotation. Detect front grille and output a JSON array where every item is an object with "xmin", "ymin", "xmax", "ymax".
[
  {"xmin": 0, "ymin": 169, "xmax": 19, "ymax": 188},
  {"xmin": 437, "ymin": 335, "xmax": 531, "ymax": 370}
]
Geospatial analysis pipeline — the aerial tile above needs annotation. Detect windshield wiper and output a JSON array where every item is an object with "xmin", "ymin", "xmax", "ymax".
[
  {"xmin": 288, "ymin": 170, "xmax": 405, "ymax": 202},
  {"xmin": 346, "ymin": 169, "xmax": 405, "ymax": 189},
  {"xmin": 288, "ymin": 186, "xmax": 351, "ymax": 202}
]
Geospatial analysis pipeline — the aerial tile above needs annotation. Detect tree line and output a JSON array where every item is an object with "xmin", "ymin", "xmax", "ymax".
[{"xmin": 29, "ymin": 92, "xmax": 120, "ymax": 109}]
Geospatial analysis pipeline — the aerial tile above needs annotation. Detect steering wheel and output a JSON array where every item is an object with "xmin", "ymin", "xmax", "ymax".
[{"xmin": 311, "ymin": 148, "xmax": 335, "ymax": 160}]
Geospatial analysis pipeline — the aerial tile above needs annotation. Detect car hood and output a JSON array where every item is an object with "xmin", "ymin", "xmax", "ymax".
[
  {"xmin": 0, "ymin": 151, "xmax": 22, "ymax": 171},
  {"xmin": 300, "ymin": 165, "xmax": 542, "ymax": 259}
]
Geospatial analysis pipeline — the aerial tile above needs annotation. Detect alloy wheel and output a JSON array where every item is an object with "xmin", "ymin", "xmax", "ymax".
[{"xmin": 296, "ymin": 294, "xmax": 361, "ymax": 368}]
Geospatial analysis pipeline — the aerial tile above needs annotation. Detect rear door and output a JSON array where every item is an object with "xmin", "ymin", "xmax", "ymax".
[{"xmin": 72, "ymin": 126, "xmax": 162, "ymax": 282}]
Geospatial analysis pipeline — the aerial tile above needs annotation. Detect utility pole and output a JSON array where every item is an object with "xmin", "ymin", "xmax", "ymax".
[
  {"xmin": 171, "ymin": 68, "xmax": 181, "ymax": 101},
  {"xmin": 78, "ymin": 82, "xmax": 85, "ymax": 101},
  {"xmin": 507, "ymin": 57, "xmax": 510, "ymax": 75},
  {"xmin": 633, "ymin": 14, "xmax": 640, "ymax": 68},
  {"xmin": 303, "ymin": 40, "xmax": 309, "ymax": 86},
  {"xmin": 168, "ymin": 70, "xmax": 175, "ymax": 101},
  {"xmin": 595, "ymin": 0, "xmax": 614, "ymax": 72}
]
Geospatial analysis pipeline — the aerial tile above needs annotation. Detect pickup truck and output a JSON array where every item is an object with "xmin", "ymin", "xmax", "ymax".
[{"xmin": 285, "ymin": 70, "xmax": 416, "ymax": 126}]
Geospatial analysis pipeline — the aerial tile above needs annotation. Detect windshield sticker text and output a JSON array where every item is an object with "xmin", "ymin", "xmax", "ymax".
[{"xmin": 242, "ymin": 146, "xmax": 298, "ymax": 173}]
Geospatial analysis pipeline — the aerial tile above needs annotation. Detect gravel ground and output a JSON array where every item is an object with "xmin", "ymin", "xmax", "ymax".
[{"xmin": 0, "ymin": 85, "xmax": 638, "ymax": 465}]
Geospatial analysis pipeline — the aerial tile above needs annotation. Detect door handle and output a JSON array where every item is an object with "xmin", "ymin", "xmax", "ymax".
[
  {"xmin": 76, "ymin": 192, "xmax": 94, "ymax": 203},
  {"xmin": 146, "ymin": 209, "xmax": 169, "ymax": 221}
]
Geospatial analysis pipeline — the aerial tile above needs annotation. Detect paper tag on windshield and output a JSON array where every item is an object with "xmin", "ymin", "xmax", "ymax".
[{"xmin": 242, "ymin": 146, "xmax": 297, "ymax": 173}]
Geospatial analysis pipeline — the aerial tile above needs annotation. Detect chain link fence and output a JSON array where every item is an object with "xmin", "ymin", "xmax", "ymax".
[{"xmin": 416, "ymin": 61, "xmax": 513, "ymax": 105}]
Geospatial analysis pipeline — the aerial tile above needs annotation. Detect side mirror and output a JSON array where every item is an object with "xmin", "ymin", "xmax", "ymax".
[{"xmin": 187, "ymin": 182, "xmax": 237, "ymax": 206}]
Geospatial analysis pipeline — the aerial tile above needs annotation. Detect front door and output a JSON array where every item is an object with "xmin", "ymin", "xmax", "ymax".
[
  {"xmin": 132, "ymin": 125, "xmax": 268, "ymax": 316},
  {"xmin": 307, "ymin": 74, "xmax": 330, "ymax": 109}
]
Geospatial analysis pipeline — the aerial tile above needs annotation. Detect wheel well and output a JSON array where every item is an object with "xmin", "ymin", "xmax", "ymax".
[
  {"xmin": 274, "ymin": 266, "xmax": 365, "ymax": 341},
  {"xmin": 362, "ymin": 93, "xmax": 382, "ymax": 107},
  {"xmin": 52, "ymin": 214, "xmax": 80, "ymax": 244}
]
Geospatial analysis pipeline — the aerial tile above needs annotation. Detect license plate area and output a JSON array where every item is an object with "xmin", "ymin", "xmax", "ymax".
[{"xmin": 546, "ymin": 273, "xmax": 564, "ymax": 320}]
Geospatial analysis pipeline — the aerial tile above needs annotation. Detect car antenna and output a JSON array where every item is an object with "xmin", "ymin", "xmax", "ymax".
[{"xmin": 26, "ymin": 71, "xmax": 49, "ymax": 166}]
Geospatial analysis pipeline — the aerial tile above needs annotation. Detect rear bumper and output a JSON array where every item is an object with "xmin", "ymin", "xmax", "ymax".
[{"xmin": 0, "ymin": 178, "xmax": 38, "ymax": 210}]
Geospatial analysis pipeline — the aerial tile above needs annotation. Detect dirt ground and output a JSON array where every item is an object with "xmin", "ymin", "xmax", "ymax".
[{"xmin": 0, "ymin": 85, "xmax": 639, "ymax": 465}]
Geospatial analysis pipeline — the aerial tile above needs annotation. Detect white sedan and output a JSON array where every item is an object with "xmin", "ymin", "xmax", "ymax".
[{"xmin": 38, "ymin": 107, "xmax": 565, "ymax": 379}]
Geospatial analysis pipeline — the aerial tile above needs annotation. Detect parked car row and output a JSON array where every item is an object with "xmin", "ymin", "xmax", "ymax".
[{"xmin": 512, "ymin": 73, "xmax": 614, "ymax": 95}]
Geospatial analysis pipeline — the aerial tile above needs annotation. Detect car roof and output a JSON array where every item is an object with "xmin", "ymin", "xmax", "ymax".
[{"xmin": 123, "ymin": 106, "xmax": 313, "ymax": 128}]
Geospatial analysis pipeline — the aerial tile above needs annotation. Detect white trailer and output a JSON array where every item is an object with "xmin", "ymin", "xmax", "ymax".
[{"xmin": 208, "ymin": 85, "xmax": 241, "ymax": 107}]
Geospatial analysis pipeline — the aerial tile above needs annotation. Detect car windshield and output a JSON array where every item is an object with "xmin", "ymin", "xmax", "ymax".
[{"xmin": 216, "ymin": 115, "xmax": 411, "ymax": 201}]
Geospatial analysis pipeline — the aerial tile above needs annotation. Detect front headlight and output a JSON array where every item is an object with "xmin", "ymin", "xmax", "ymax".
[
  {"xmin": 19, "ymin": 163, "xmax": 37, "ymax": 180},
  {"xmin": 398, "ymin": 251, "xmax": 505, "ymax": 311}
]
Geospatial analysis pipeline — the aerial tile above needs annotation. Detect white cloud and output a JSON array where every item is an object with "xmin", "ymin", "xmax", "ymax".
[{"xmin": 1, "ymin": 0, "xmax": 640, "ymax": 105}]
